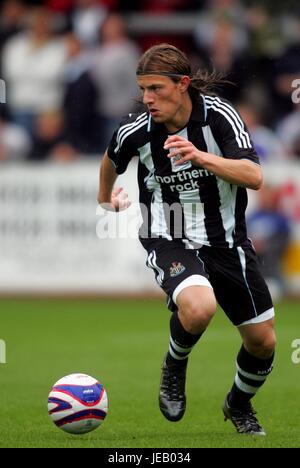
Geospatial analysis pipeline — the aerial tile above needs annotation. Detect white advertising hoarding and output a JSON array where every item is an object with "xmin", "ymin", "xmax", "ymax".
[{"xmin": 0, "ymin": 160, "xmax": 155, "ymax": 294}]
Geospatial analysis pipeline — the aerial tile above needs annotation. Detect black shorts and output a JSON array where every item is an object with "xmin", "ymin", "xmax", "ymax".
[{"xmin": 141, "ymin": 238, "xmax": 274, "ymax": 327}]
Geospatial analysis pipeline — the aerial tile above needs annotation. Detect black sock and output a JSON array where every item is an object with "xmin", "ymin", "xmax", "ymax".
[
  {"xmin": 228, "ymin": 345, "xmax": 274, "ymax": 408},
  {"xmin": 166, "ymin": 310, "xmax": 204, "ymax": 368}
]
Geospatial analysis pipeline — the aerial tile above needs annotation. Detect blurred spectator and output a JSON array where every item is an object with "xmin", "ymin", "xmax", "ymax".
[
  {"xmin": 0, "ymin": 0, "xmax": 26, "ymax": 78},
  {"xmin": 194, "ymin": 11, "xmax": 248, "ymax": 59},
  {"xmin": 277, "ymin": 101, "xmax": 300, "ymax": 159},
  {"xmin": 91, "ymin": 13, "xmax": 140, "ymax": 151},
  {"xmin": 29, "ymin": 110, "xmax": 76, "ymax": 161},
  {"xmin": 237, "ymin": 100, "xmax": 288, "ymax": 163},
  {"xmin": 246, "ymin": 5, "xmax": 286, "ymax": 59},
  {"xmin": 271, "ymin": 42, "xmax": 300, "ymax": 121},
  {"xmin": 197, "ymin": 0, "xmax": 248, "ymax": 26},
  {"xmin": 2, "ymin": 6, "xmax": 68, "ymax": 135},
  {"xmin": 280, "ymin": 11, "xmax": 300, "ymax": 44},
  {"xmin": 44, "ymin": 0, "xmax": 74, "ymax": 34},
  {"xmin": 0, "ymin": 0, "xmax": 26, "ymax": 51},
  {"xmin": 193, "ymin": 7, "xmax": 253, "ymax": 102},
  {"xmin": 63, "ymin": 33, "xmax": 101, "ymax": 154},
  {"xmin": 277, "ymin": 181, "xmax": 300, "ymax": 223},
  {"xmin": 71, "ymin": 0, "xmax": 108, "ymax": 48},
  {"xmin": 0, "ymin": 110, "xmax": 31, "ymax": 161},
  {"xmin": 247, "ymin": 184, "xmax": 291, "ymax": 300}
]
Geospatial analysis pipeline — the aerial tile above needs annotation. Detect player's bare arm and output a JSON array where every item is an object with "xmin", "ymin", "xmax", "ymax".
[
  {"xmin": 164, "ymin": 135, "xmax": 263, "ymax": 191},
  {"xmin": 98, "ymin": 151, "xmax": 131, "ymax": 211}
]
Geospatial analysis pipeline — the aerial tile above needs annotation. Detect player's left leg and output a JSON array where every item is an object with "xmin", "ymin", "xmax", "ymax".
[
  {"xmin": 197, "ymin": 243, "xmax": 275, "ymax": 435},
  {"xmin": 239, "ymin": 317, "xmax": 276, "ymax": 359},
  {"xmin": 223, "ymin": 317, "xmax": 276, "ymax": 435}
]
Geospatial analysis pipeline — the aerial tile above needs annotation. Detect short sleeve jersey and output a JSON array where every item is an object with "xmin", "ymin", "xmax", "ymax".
[{"xmin": 107, "ymin": 95, "xmax": 259, "ymax": 249}]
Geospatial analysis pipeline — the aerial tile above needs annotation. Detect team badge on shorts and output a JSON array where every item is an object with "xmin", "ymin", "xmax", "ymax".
[{"xmin": 170, "ymin": 262, "xmax": 186, "ymax": 277}]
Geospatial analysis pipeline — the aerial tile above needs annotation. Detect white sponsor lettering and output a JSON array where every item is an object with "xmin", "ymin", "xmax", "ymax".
[
  {"xmin": 155, "ymin": 168, "xmax": 212, "ymax": 186},
  {"xmin": 170, "ymin": 180, "xmax": 199, "ymax": 192}
]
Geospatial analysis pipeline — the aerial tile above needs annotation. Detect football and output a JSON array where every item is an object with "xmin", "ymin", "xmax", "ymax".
[{"xmin": 47, "ymin": 373, "xmax": 108, "ymax": 434}]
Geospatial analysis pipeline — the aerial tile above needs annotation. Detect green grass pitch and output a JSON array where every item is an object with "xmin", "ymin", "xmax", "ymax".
[{"xmin": 0, "ymin": 297, "xmax": 299, "ymax": 448}]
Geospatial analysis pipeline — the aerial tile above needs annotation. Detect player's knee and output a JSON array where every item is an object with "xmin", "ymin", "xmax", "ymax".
[
  {"xmin": 179, "ymin": 291, "xmax": 216, "ymax": 333},
  {"xmin": 261, "ymin": 334, "xmax": 277, "ymax": 357},
  {"xmin": 246, "ymin": 332, "xmax": 276, "ymax": 359}
]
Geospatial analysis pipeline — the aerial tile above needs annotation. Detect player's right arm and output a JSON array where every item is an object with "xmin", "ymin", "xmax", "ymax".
[
  {"xmin": 97, "ymin": 151, "xmax": 131, "ymax": 211},
  {"xmin": 98, "ymin": 113, "xmax": 141, "ymax": 211}
]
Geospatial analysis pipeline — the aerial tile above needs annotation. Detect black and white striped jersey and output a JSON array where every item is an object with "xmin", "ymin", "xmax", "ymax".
[{"xmin": 107, "ymin": 94, "xmax": 259, "ymax": 249}]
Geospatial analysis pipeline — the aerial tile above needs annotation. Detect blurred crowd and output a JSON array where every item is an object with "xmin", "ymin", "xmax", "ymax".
[{"xmin": 0, "ymin": 0, "xmax": 300, "ymax": 163}]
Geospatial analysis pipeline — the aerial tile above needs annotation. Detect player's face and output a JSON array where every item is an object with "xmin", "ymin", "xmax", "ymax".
[{"xmin": 137, "ymin": 75, "xmax": 188, "ymax": 127}]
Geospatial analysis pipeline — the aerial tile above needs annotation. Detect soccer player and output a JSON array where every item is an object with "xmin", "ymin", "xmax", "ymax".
[{"xmin": 98, "ymin": 44, "xmax": 276, "ymax": 435}]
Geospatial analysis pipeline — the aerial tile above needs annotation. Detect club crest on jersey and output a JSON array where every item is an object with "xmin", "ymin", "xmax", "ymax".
[
  {"xmin": 170, "ymin": 262, "xmax": 186, "ymax": 277},
  {"xmin": 170, "ymin": 153, "xmax": 192, "ymax": 172}
]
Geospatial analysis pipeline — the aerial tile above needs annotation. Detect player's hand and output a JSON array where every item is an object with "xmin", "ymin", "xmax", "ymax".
[
  {"xmin": 164, "ymin": 135, "xmax": 207, "ymax": 167},
  {"xmin": 111, "ymin": 187, "xmax": 131, "ymax": 212}
]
